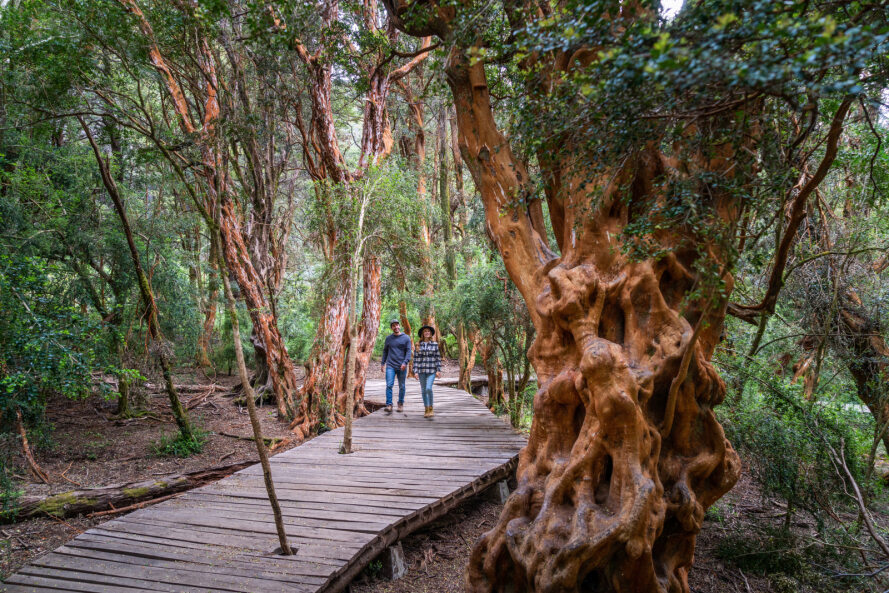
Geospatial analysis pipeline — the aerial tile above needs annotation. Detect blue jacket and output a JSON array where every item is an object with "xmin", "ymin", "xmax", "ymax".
[{"xmin": 381, "ymin": 333, "xmax": 412, "ymax": 369}]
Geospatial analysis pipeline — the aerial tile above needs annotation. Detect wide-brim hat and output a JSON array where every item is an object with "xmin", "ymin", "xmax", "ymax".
[{"xmin": 418, "ymin": 325, "xmax": 436, "ymax": 338}]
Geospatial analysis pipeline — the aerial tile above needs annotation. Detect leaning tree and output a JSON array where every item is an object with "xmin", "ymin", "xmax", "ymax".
[{"xmin": 384, "ymin": 0, "xmax": 888, "ymax": 591}]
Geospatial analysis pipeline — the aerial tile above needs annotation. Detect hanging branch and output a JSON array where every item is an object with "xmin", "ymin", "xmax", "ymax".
[{"xmin": 729, "ymin": 97, "xmax": 854, "ymax": 326}]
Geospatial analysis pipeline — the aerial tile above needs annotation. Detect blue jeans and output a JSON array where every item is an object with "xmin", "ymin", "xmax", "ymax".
[
  {"xmin": 419, "ymin": 373, "xmax": 435, "ymax": 407},
  {"xmin": 385, "ymin": 366, "xmax": 407, "ymax": 406}
]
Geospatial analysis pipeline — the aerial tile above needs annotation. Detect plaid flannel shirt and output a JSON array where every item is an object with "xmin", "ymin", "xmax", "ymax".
[{"xmin": 413, "ymin": 341, "xmax": 441, "ymax": 374}]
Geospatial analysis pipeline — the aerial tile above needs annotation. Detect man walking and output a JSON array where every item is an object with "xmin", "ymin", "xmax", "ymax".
[{"xmin": 381, "ymin": 319, "xmax": 412, "ymax": 413}]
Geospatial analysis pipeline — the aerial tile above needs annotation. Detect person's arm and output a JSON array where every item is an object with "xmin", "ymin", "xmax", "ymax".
[
  {"xmin": 404, "ymin": 336, "xmax": 412, "ymax": 365},
  {"xmin": 434, "ymin": 343, "xmax": 441, "ymax": 375},
  {"xmin": 381, "ymin": 337, "xmax": 389, "ymax": 368}
]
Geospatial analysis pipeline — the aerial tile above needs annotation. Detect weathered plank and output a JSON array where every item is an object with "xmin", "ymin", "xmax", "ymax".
[{"xmin": 2, "ymin": 380, "xmax": 526, "ymax": 593}]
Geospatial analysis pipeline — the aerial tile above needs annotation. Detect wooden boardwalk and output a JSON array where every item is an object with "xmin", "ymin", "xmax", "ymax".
[{"xmin": 2, "ymin": 379, "xmax": 526, "ymax": 593}]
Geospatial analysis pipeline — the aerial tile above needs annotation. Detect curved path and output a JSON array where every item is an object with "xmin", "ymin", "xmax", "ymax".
[{"xmin": 2, "ymin": 379, "xmax": 526, "ymax": 593}]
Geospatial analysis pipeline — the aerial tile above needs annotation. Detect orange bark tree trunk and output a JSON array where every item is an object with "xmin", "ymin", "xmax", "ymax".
[{"xmin": 481, "ymin": 337, "xmax": 503, "ymax": 411}]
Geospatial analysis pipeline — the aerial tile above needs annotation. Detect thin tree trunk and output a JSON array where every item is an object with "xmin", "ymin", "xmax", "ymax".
[
  {"xmin": 80, "ymin": 117, "xmax": 192, "ymax": 440},
  {"xmin": 197, "ymin": 231, "xmax": 219, "ymax": 369},
  {"xmin": 396, "ymin": 266, "xmax": 416, "ymax": 378},
  {"xmin": 438, "ymin": 108, "xmax": 455, "ymax": 286},
  {"xmin": 458, "ymin": 325, "xmax": 479, "ymax": 393},
  {"xmin": 341, "ymin": 264, "xmax": 362, "ymax": 455},
  {"xmin": 216, "ymin": 232, "xmax": 293, "ymax": 556},
  {"xmin": 481, "ymin": 338, "xmax": 504, "ymax": 411}
]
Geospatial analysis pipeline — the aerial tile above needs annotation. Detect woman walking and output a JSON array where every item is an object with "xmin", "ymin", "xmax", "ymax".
[{"xmin": 414, "ymin": 325, "xmax": 441, "ymax": 418}]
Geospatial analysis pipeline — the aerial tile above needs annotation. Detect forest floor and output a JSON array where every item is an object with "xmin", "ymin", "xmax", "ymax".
[{"xmin": 1, "ymin": 362, "xmax": 883, "ymax": 592}]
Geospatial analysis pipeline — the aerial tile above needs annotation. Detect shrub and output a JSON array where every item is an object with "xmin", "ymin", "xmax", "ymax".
[{"xmin": 152, "ymin": 428, "xmax": 209, "ymax": 457}]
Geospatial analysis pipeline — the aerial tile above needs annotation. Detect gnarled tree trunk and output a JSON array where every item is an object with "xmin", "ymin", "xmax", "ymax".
[
  {"xmin": 444, "ymin": 46, "xmax": 744, "ymax": 587},
  {"xmin": 379, "ymin": 1, "xmax": 752, "ymax": 579}
]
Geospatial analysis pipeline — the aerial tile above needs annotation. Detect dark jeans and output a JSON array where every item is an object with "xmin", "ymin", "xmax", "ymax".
[
  {"xmin": 419, "ymin": 373, "xmax": 435, "ymax": 407},
  {"xmin": 385, "ymin": 366, "xmax": 407, "ymax": 406}
]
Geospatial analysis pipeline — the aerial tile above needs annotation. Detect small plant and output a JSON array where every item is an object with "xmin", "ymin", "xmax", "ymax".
[
  {"xmin": 704, "ymin": 502, "xmax": 726, "ymax": 524},
  {"xmin": 715, "ymin": 527, "xmax": 806, "ymax": 577},
  {"xmin": 0, "ymin": 459, "xmax": 22, "ymax": 523},
  {"xmin": 152, "ymin": 428, "xmax": 208, "ymax": 457},
  {"xmin": 366, "ymin": 559, "xmax": 383, "ymax": 578}
]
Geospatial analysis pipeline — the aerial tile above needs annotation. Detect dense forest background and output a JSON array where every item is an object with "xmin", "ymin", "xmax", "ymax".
[{"xmin": 2, "ymin": 0, "xmax": 889, "ymax": 591}]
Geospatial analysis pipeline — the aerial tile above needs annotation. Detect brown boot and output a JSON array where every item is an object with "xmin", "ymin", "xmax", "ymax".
[
  {"xmin": 427, "ymin": 406, "xmax": 434, "ymax": 418},
  {"xmin": 423, "ymin": 406, "xmax": 431, "ymax": 418},
  {"xmin": 397, "ymin": 402, "xmax": 404, "ymax": 413}
]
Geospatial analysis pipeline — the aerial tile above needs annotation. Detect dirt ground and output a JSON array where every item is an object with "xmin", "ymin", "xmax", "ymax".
[{"xmin": 349, "ymin": 473, "xmax": 779, "ymax": 593}]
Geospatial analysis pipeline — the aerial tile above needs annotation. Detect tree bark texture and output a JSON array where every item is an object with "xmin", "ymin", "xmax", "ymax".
[{"xmin": 442, "ymin": 49, "xmax": 745, "ymax": 590}]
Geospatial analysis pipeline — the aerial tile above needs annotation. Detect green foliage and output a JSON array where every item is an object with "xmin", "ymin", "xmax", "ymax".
[
  {"xmin": 152, "ymin": 427, "xmax": 209, "ymax": 458},
  {"xmin": 715, "ymin": 526, "xmax": 808, "ymax": 577},
  {"xmin": 720, "ymin": 357, "xmax": 870, "ymax": 525},
  {"xmin": 366, "ymin": 559, "xmax": 383, "ymax": 578},
  {"xmin": 444, "ymin": 258, "xmax": 534, "ymax": 427},
  {"xmin": 0, "ymin": 254, "xmax": 102, "ymax": 430},
  {"xmin": 0, "ymin": 453, "xmax": 23, "ymax": 523}
]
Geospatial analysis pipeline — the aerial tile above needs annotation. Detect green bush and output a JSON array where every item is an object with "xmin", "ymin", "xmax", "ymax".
[
  {"xmin": 719, "ymin": 359, "xmax": 870, "ymax": 528},
  {"xmin": 152, "ymin": 428, "xmax": 209, "ymax": 457}
]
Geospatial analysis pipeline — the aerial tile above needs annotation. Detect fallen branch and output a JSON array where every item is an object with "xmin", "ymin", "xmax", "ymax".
[
  {"xmin": 2, "ymin": 458, "xmax": 256, "ymax": 524},
  {"xmin": 15, "ymin": 409, "xmax": 50, "ymax": 484},
  {"xmin": 144, "ymin": 382, "xmax": 220, "ymax": 393},
  {"xmin": 185, "ymin": 385, "xmax": 216, "ymax": 409},
  {"xmin": 217, "ymin": 431, "xmax": 282, "ymax": 446}
]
